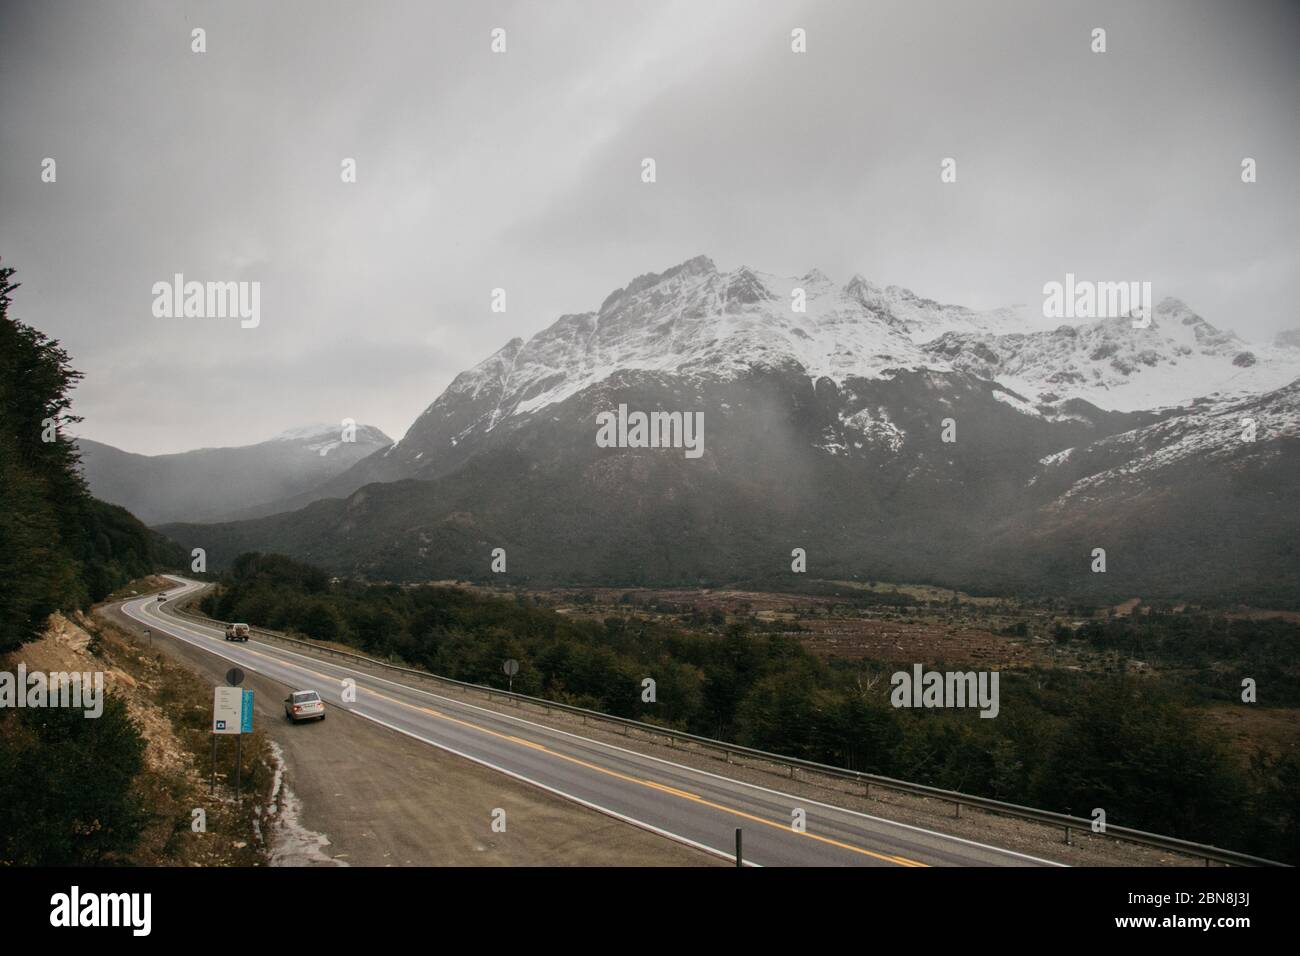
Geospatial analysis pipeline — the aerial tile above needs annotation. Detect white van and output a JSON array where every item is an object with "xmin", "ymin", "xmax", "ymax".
[{"xmin": 224, "ymin": 623, "xmax": 250, "ymax": 642}]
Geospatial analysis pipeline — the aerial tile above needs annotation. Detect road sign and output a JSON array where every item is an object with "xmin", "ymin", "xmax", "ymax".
[
  {"xmin": 213, "ymin": 686, "xmax": 241, "ymax": 735},
  {"xmin": 503, "ymin": 659, "xmax": 519, "ymax": 676},
  {"xmin": 226, "ymin": 667, "xmax": 244, "ymax": 686},
  {"xmin": 240, "ymin": 689, "xmax": 254, "ymax": 733}
]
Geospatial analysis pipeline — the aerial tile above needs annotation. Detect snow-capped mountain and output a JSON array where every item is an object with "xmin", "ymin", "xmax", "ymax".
[
  {"xmin": 76, "ymin": 423, "xmax": 391, "ymax": 524},
  {"xmin": 412, "ymin": 254, "xmax": 946, "ymax": 437},
  {"xmin": 158, "ymin": 256, "xmax": 1300, "ymax": 604},
  {"xmin": 928, "ymin": 298, "xmax": 1299, "ymax": 413},
  {"xmin": 981, "ymin": 379, "xmax": 1300, "ymax": 603},
  {"xmin": 841, "ymin": 273, "xmax": 1031, "ymax": 342},
  {"xmin": 269, "ymin": 423, "xmax": 388, "ymax": 458},
  {"xmin": 375, "ymin": 255, "xmax": 1250, "ymax": 484},
  {"xmin": 1034, "ymin": 379, "xmax": 1300, "ymax": 501},
  {"xmin": 404, "ymin": 258, "xmax": 1292, "ymax": 458}
]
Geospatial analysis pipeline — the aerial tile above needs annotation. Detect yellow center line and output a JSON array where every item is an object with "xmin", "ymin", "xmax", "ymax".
[
  {"xmin": 166, "ymin": 610, "xmax": 926, "ymax": 867},
  {"xmin": 399, "ymin": 698, "xmax": 925, "ymax": 867}
]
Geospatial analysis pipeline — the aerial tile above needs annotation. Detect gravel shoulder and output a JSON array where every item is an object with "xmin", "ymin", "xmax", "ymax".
[
  {"xmin": 185, "ymin": 606, "xmax": 1219, "ymax": 867},
  {"xmin": 100, "ymin": 599, "xmax": 722, "ymax": 866}
]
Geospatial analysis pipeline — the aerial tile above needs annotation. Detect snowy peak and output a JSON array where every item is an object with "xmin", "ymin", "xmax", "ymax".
[
  {"xmin": 266, "ymin": 422, "xmax": 392, "ymax": 459},
  {"xmin": 269, "ymin": 422, "xmax": 390, "ymax": 445},
  {"xmin": 801, "ymin": 267, "xmax": 833, "ymax": 288},
  {"xmin": 271, "ymin": 423, "xmax": 343, "ymax": 442},
  {"xmin": 724, "ymin": 266, "xmax": 775, "ymax": 306},
  {"xmin": 395, "ymin": 256, "xmax": 955, "ymax": 459},
  {"xmin": 842, "ymin": 274, "xmax": 1027, "ymax": 341},
  {"xmin": 1037, "ymin": 376, "xmax": 1300, "ymax": 502},
  {"xmin": 928, "ymin": 298, "xmax": 1297, "ymax": 411},
  {"xmin": 600, "ymin": 254, "xmax": 717, "ymax": 314},
  {"xmin": 395, "ymin": 257, "xmax": 1298, "ymax": 462},
  {"xmin": 1154, "ymin": 297, "xmax": 1241, "ymax": 350},
  {"xmin": 76, "ymin": 422, "xmax": 392, "ymax": 525}
]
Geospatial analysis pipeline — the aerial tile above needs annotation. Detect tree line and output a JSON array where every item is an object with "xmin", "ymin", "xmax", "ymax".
[
  {"xmin": 0, "ymin": 261, "xmax": 182, "ymax": 863},
  {"xmin": 205, "ymin": 550, "xmax": 1299, "ymax": 863}
]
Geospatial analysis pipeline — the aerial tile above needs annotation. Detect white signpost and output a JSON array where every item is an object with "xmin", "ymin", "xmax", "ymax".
[
  {"xmin": 211, "ymin": 684, "xmax": 252, "ymax": 794},
  {"xmin": 213, "ymin": 687, "xmax": 242, "ymax": 734}
]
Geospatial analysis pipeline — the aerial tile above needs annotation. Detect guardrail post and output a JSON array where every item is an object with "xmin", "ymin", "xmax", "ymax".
[{"xmin": 166, "ymin": 601, "xmax": 1282, "ymax": 868}]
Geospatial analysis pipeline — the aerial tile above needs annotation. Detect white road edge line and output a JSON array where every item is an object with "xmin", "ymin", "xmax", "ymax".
[
  {"xmin": 139, "ymin": 578, "xmax": 1063, "ymax": 867},
  {"xmin": 123, "ymin": 584, "xmax": 758, "ymax": 867},
  {"xmin": 146, "ymin": 580, "xmax": 1064, "ymax": 866}
]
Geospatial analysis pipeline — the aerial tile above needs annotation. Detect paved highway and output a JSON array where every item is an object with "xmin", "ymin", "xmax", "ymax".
[{"xmin": 123, "ymin": 577, "xmax": 1065, "ymax": 867}]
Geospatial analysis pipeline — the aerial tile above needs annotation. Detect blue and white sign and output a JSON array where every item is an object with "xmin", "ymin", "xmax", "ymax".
[
  {"xmin": 240, "ymin": 689, "xmax": 254, "ymax": 733},
  {"xmin": 213, "ymin": 687, "xmax": 241, "ymax": 735}
]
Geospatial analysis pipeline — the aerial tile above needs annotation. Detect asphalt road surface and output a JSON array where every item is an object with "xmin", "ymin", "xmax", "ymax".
[{"xmin": 122, "ymin": 577, "xmax": 1064, "ymax": 867}]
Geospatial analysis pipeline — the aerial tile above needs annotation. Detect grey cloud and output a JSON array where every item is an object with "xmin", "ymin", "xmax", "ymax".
[{"xmin": 2, "ymin": 0, "xmax": 1296, "ymax": 454}]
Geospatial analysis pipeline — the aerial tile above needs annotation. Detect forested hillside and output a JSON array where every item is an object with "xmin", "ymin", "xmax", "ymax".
[
  {"xmin": 0, "ymin": 260, "xmax": 197, "ymax": 864},
  {"xmin": 0, "ymin": 262, "xmax": 184, "ymax": 654}
]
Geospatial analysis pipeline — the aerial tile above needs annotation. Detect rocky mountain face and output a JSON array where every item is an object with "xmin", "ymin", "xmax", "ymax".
[
  {"xmin": 76, "ymin": 423, "xmax": 391, "ymax": 525},
  {"xmin": 157, "ymin": 257, "xmax": 1300, "ymax": 604},
  {"xmin": 927, "ymin": 297, "xmax": 1296, "ymax": 413}
]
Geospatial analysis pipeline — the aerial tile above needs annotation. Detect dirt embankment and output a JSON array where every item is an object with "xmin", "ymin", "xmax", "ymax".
[{"xmin": 5, "ymin": 604, "xmax": 273, "ymax": 865}]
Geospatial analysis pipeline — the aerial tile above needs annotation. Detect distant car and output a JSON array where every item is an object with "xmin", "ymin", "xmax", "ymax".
[
  {"xmin": 285, "ymin": 690, "xmax": 325, "ymax": 723},
  {"xmin": 224, "ymin": 623, "xmax": 250, "ymax": 642},
  {"xmin": 157, "ymin": 592, "xmax": 167, "ymax": 601}
]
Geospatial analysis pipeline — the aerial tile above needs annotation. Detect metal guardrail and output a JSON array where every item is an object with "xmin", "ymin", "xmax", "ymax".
[{"xmin": 167, "ymin": 600, "xmax": 1286, "ymax": 867}]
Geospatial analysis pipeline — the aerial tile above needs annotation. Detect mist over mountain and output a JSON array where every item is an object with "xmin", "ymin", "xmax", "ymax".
[
  {"xmin": 157, "ymin": 257, "xmax": 1300, "ymax": 604},
  {"xmin": 76, "ymin": 423, "xmax": 391, "ymax": 525}
]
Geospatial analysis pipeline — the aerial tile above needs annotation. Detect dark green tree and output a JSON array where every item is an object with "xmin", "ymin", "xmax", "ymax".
[{"xmin": 0, "ymin": 693, "xmax": 148, "ymax": 865}]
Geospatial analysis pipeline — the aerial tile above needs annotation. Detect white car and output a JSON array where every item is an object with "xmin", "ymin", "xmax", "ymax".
[{"xmin": 284, "ymin": 690, "xmax": 325, "ymax": 723}]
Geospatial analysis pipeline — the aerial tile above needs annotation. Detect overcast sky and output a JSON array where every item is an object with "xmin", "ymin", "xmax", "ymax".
[{"xmin": 2, "ymin": 0, "xmax": 1297, "ymax": 455}]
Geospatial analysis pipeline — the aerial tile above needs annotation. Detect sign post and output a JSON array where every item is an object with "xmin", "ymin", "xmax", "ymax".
[
  {"xmin": 503, "ymin": 658, "xmax": 519, "ymax": 693},
  {"xmin": 212, "ymin": 686, "xmax": 240, "ymax": 794},
  {"xmin": 212, "ymin": 672, "xmax": 252, "ymax": 796}
]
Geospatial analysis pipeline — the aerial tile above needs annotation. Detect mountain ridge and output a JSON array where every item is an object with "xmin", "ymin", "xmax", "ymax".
[
  {"xmin": 76, "ymin": 423, "xmax": 392, "ymax": 525},
  {"xmin": 151, "ymin": 255, "xmax": 1300, "ymax": 603}
]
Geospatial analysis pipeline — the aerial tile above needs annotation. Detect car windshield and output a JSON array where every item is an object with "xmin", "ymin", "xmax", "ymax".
[{"xmin": 293, "ymin": 692, "xmax": 319, "ymax": 702}]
